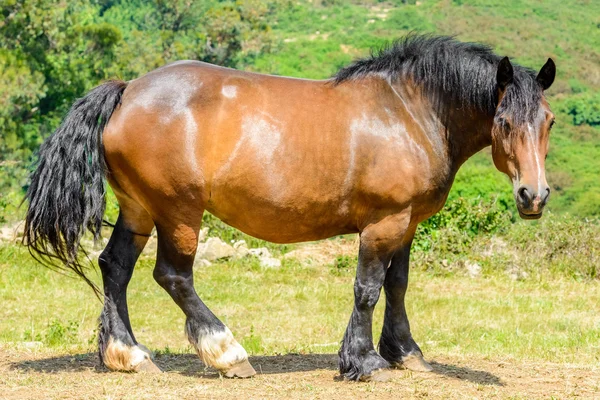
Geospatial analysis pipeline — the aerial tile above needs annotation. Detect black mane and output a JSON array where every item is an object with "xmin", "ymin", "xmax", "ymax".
[{"xmin": 334, "ymin": 35, "xmax": 541, "ymax": 125}]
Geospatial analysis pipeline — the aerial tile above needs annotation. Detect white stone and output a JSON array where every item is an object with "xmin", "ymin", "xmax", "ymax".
[
  {"xmin": 0, "ymin": 221, "xmax": 24, "ymax": 242},
  {"xmin": 194, "ymin": 259, "xmax": 213, "ymax": 268},
  {"xmin": 198, "ymin": 227, "xmax": 209, "ymax": 243},
  {"xmin": 248, "ymin": 247, "xmax": 271, "ymax": 257},
  {"xmin": 233, "ymin": 240, "xmax": 249, "ymax": 258},
  {"xmin": 466, "ymin": 261, "xmax": 482, "ymax": 278},
  {"xmin": 259, "ymin": 256, "xmax": 281, "ymax": 269},
  {"xmin": 194, "ymin": 237, "xmax": 282, "ymax": 269},
  {"xmin": 196, "ymin": 237, "xmax": 236, "ymax": 261}
]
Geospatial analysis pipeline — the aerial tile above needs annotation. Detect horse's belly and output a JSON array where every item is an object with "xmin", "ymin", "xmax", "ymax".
[
  {"xmin": 205, "ymin": 202, "xmax": 357, "ymax": 244},
  {"xmin": 209, "ymin": 207, "xmax": 356, "ymax": 244},
  {"xmin": 205, "ymin": 172, "xmax": 356, "ymax": 243}
]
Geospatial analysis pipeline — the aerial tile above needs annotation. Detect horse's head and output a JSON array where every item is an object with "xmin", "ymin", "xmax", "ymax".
[{"xmin": 491, "ymin": 57, "xmax": 556, "ymax": 219}]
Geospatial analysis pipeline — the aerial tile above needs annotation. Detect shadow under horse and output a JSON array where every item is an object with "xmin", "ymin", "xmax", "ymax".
[
  {"xmin": 23, "ymin": 35, "xmax": 555, "ymax": 382},
  {"xmin": 10, "ymin": 352, "xmax": 504, "ymax": 386}
]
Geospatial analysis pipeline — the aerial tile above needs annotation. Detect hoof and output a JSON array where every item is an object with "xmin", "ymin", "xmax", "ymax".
[
  {"xmin": 397, "ymin": 354, "xmax": 433, "ymax": 372},
  {"xmin": 137, "ymin": 343, "xmax": 154, "ymax": 358},
  {"xmin": 360, "ymin": 368, "xmax": 394, "ymax": 382},
  {"xmin": 136, "ymin": 359, "xmax": 163, "ymax": 373},
  {"xmin": 103, "ymin": 338, "xmax": 162, "ymax": 373},
  {"xmin": 222, "ymin": 359, "xmax": 256, "ymax": 378},
  {"xmin": 340, "ymin": 349, "xmax": 391, "ymax": 381}
]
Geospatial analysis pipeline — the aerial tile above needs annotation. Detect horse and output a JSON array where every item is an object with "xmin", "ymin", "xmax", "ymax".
[{"xmin": 23, "ymin": 35, "xmax": 556, "ymax": 382}]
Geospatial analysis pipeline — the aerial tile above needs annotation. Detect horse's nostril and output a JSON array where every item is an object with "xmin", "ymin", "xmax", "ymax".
[
  {"xmin": 518, "ymin": 187, "xmax": 527, "ymax": 198},
  {"xmin": 541, "ymin": 186, "xmax": 551, "ymax": 205},
  {"xmin": 518, "ymin": 185, "xmax": 533, "ymax": 206}
]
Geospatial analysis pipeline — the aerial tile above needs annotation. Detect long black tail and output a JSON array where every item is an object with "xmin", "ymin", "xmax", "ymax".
[{"xmin": 23, "ymin": 80, "xmax": 128, "ymax": 296}]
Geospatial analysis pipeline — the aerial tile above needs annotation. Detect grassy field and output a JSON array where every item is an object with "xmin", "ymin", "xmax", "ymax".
[
  {"xmin": 1, "ymin": 231, "xmax": 599, "ymax": 399},
  {"xmin": 1, "ymin": 1, "xmax": 599, "ymax": 398}
]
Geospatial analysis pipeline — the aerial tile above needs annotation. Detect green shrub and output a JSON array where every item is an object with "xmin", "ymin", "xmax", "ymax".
[
  {"xmin": 562, "ymin": 92, "xmax": 600, "ymax": 127},
  {"xmin": 503, "ymin": 215, "xmax": 600, "ymax": 280},
  {"xmin": 23, "ymin": 319, "xmax": 81, "ymax": 347},
  {"xmin": 0, "ymin": 196, "xmax": 6, "ymax": 225},
  {"xmin": 329, "ymin": 254, "xmax": 356, "ymax": 276},
  {"xmin": 414, "ymin": 197, "xmax": 512, "ymax": 252}
]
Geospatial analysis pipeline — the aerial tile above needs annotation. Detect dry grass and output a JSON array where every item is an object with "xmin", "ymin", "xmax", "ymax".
[
  {"xmin": 1, "ymin": 348, "xmax": 599, "ymax": 399},
  {"xmin": 1, "ymin": 238, "xmax": 599, "ymax": 399}
]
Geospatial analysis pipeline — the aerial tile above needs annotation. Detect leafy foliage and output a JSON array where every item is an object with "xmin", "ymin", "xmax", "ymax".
[
  {"xmin": 0, "ymin": 0, "xmax": 277, "ymax": 165},
  {"xmin": 414, "ymin": 197, "xmax": 512, "ymax": 254},
  {"xmin": 329, "ymin": 254, "xmax": 356, "ymax": 276},
  {"xmin": 562, "ymin": 92, "xmax": 600, "ymax": 127},
  {"xmin": 0, "ymin": 195, "xmax": 6, "ymax": 224},
  {"xmin": 23, "ymin": 319, "xmax": 81, "ymax": 347}
]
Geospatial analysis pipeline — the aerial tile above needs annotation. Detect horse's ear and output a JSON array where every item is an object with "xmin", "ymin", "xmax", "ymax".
[
  {"xmin": 536, "ymin": 58, "xmax": 556, "ymax": 91},
  {"xmin": 496, "ymin": 56, "xmax": 514, "ymax": 91}
]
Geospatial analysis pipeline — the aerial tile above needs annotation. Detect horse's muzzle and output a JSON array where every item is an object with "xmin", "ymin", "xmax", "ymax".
[{"xmin": 516, "ymin": 184, "xmax": 550, "ymax": 219}]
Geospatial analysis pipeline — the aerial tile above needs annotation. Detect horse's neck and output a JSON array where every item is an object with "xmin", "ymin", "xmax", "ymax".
[
  {"xmin": 445, "ymin": 107, "xmax": 494, "ymax": 169},
  {"xmin": 388, "ymin": 79, "xmax": 493, "ymax": 172}
]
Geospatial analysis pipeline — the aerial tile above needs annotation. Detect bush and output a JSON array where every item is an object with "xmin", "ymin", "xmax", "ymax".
[
  {"xmin": 562, "ymin": 92, "xmax": 600, "ymax": 127},
  {"xmin": 0, "ymin": 196, "xmax": 6, "ymax": 225},
  {"xmin": 23, "ymin": 319, "xmax": 81, "ymax": 347},
  {"xmin": 329, "ymin": 254, "xmax": 356, "ymax": 276},
  {"xmin": 412, "ymin": 207, "xmax": 600, "ymax": 281},
  {"xmin": 503, "ymin": 215, "xmax": 600, "ymax": 280},
  {"xmin": 414, "ymin": 197, "xmax": 512, "ymax": 252}
]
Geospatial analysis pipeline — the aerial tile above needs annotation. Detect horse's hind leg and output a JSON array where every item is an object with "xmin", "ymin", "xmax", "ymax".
[
  {"xmin": 152, "ymin": 212, "xmax": 255, "ymax": 378},
  {"xmin": 98, "ymin": 199, "xmax": 159, "ymax": 372}
]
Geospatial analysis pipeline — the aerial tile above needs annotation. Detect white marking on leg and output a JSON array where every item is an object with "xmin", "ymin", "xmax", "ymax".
[
  {"xmin": 193, "ymin": 327, "xmax": 248, "ymax": 371},
  {"xmin": 103, "ymin": 338, "xmax": 150, "ymax": 371}
]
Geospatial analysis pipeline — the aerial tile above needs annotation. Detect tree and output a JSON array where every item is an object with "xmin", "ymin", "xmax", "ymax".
[{"xmin": 0, "ymin": 0, "xmax": 277, "ymax": 167}]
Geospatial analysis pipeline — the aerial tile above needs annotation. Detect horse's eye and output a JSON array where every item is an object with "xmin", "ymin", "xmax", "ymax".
[
  {"xmin": 496, "ymin": 117, "xmax": 510, "ymax": 130},
  {"xmin": 549, "ymin": 120, "xmax": 556, "ymax": 130}
]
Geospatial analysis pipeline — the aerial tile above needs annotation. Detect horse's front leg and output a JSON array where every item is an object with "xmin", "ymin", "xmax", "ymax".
[
  {"xmin": 378, "ymin": 236, "xmax": 433, "ymax": 372},
  {"xmin": 338, "ymin": 213, "xmax": 411, "ymax": 381}
]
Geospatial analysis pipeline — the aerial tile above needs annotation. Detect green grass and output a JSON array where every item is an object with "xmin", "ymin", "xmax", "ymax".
[{"xmin": 1, "ymin": 232, "xmax": 598, "ymax": 365}]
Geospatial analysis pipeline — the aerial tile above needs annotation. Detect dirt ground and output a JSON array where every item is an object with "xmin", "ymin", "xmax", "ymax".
[{"xmin": 1, "ymin": 347, "xmax": 598, "ymax": 399}]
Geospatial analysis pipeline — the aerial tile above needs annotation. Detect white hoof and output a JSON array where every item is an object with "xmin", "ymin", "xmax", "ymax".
[
  {"xmin": 103, "ymin": 338, "xmax": 161, "ymax": 373},
  {"xmin": 192, "ymin": 327, "xmax": 251, "ymax": 372}
]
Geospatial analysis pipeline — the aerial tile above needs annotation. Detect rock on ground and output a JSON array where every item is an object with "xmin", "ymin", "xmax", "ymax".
[{"xmin": 194, "ymin": 238, "xmax": 281, "ymax": 268}]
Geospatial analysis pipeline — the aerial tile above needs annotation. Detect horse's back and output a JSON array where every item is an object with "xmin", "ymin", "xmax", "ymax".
[{"xmin": 102, "ymin": 62, "xmax": 441, "ymax": 240}]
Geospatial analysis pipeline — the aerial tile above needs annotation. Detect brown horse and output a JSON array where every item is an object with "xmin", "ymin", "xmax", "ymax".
[{"xmin": 24, "ymin": 35, "xmax": 555, "ymax": 381}]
